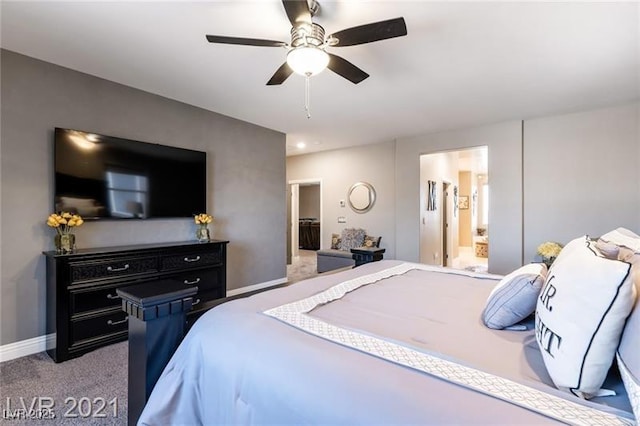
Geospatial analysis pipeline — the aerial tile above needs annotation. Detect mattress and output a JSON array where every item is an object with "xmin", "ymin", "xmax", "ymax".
[{"xmin": 139, "ymin": 260, "xmax": 634, "ymax": 425}]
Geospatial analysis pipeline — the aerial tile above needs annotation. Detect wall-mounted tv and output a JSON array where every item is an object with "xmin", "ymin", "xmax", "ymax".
[{"xmin": 54, "ymin": 128, "xmax": 206, "ymax": 220}]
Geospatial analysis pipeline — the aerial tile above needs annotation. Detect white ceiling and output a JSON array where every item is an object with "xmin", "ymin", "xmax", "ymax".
[{"xmin": 2, "ymin": 1, "xmax": 638, "ymax": 156}]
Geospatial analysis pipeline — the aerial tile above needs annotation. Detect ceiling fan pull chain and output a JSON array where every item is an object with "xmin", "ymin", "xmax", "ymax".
[{"xmin": 305, "ymin": 73, "xmax": 311, "ymax": 119}]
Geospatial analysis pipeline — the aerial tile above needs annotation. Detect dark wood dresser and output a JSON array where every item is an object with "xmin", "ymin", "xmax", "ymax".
[{"xmin": 43, "ymin": 240, "xmax": 228, "ymax": 362}]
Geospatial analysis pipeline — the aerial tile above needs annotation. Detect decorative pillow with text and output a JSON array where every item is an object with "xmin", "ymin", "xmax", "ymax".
[{"xmin": 535, "ymin": 236, "xmax": 635, "ymax": 398}]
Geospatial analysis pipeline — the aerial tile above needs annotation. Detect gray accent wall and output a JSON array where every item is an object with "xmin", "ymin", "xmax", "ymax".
[{"xmin": 1, "ymin": 50, "xmax": 286, "ymax": 346}]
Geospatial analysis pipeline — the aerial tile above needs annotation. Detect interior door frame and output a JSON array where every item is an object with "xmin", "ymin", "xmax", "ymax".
[
  {"xmin": 287, "ymin": 178, "xmax": 323, "ymax": 262},
  {"xmin": 442, "ymin": 181, "xmax": 451, "ymax": 266}
]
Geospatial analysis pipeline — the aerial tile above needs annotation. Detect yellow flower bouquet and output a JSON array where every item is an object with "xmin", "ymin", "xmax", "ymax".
[
  {"xmin": 537, "ymin": 241, "xmax": 563, "ymax": 268},
  {"xmin": 47, "ymin": 212, "xmax": 84, "ymax": 252},
  {"xmin": 194, "ymin": 213, "xmax": 213, "ymax": 242},
  {"xmin": 194, "ymin": 213, "xmax": 213, "ymax": 225}
]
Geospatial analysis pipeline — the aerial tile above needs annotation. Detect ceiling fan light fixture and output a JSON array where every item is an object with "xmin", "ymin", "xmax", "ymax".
[{"xmin": 286, "ymin": 46, "xmax": 329, "ymax": 76}]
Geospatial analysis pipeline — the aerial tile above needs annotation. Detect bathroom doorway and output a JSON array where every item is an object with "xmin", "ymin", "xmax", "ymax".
[{"xmin": 419, "ymin": 147, "xmax": 488, "ymax": 272}]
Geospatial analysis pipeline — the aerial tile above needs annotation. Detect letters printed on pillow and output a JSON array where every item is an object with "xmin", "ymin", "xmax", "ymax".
[
  {"xmin": 535, "ymin": 236, "xmax": 636, "ymax": 398},
  {"xmin": 482, "ymin": 263, "xmax": 547, "ymax": 330}
]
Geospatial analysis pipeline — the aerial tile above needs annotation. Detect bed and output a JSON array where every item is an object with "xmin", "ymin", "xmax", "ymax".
[{"xmin": 139, "ymin": 234, "xmax": 639, "ymax": 425}]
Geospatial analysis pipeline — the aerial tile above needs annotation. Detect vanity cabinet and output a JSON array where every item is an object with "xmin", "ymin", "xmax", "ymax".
[{"xmin": 44, "ymin": 240, "xmax": 228, "ymax": 362}]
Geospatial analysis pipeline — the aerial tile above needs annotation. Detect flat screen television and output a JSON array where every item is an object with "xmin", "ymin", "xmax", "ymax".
[{"xmin": 54, "ymin": 128, "xmax": 206, "ymax": 220}]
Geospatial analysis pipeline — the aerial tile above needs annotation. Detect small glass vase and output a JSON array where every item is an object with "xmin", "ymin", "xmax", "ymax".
[
  {"xmin": 196, "ymin": 225, "xmax": 210, "ymax": 243},
  {"xmin": 55, "ymin": 233, "xmax": 76, "ymax": 253},
  {"xmin": 542, "ymin": 256, "xmax": 556, "ymax": 269}
]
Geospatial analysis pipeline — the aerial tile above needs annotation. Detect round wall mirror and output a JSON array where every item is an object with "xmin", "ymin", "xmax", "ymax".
[{"xmin": 348, "ymin": 182, "xmax": 376, "ymax": 214}]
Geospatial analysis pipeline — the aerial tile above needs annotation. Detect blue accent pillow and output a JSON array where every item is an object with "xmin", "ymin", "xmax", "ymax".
[{"xmin": 482, "ymin": 263, "xmax": 547, "ymax": 330}]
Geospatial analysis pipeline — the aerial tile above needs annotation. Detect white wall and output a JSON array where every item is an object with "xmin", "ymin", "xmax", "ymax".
[
  {"xmin": 523, "ymin": 103, "xmax": 640, "ymax": 260},
  {"xmin": 287, "ymin": 141, "xmax": 396, "ymax": 258},
  {"xmin": 396, "ymin": 121, "xmax": 523, "ymax": 275},
  {"xmin": 299, "ymin": 185, "xmax": 320, "ymax": 219},
  {"xmin": 458, "ymin": 171, "xmax": 472, "ymax": 247},
  {"xmin": 288, "ymin": 103, "xmax": 639, "ymax": 276},
  {"xmin": 419, "ymin": 152, "xmax": 460, "ymax": 265}
]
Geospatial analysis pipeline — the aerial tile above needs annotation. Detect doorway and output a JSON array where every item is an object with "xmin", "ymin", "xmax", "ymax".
[
  {"xmin": 419, "ymin": 147, "xmax": 488, "ymax": 272},
  {"xmin": 287, "ymin": 179, "xmax": 322, "ymax": 282}
]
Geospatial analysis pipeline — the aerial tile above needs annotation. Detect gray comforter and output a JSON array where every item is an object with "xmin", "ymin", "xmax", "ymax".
[{"xmin": 139, "ymin": 260, "xmax": 633, "ymax": 425}]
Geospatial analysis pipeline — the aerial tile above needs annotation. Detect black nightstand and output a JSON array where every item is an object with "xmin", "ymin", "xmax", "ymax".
[{"xmin": 350, "ymin": 247, "xmax": 386, "ymax": 267}]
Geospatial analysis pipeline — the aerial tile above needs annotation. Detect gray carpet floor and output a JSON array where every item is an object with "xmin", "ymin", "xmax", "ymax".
[
  {"xmin": 0, "ymin": 251, "xmax": 317, "ymax": 425},
  {"xmin": 0, "ymin": 342, "xmax": 128, "ymax": 425},
  {"xmin": 286, "ymin": 249, "xmax": 318, "ymax": 283}
]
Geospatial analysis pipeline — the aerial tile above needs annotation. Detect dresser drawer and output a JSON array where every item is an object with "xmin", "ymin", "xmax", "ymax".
[
  {"xmin": 70, "ymin": 283, "xmax": 123, "ymax": 315},
  {"xmin": 70, "ymin": 310, "xmax": 129, "ymax": 347},
  {"xmin": 190, "ymin": 288, "xmax": 225, "ymax": 309},
  {"xmin": 70, "ymin": 256, "xmax": 158, "ymax": 283},
  {"xmin": 161, "ymin": 250, "xmax": 222, "ymax": 271},
  {"xmin": 168, "ymin": 268, "xmax": 223, "ymax": 293}
]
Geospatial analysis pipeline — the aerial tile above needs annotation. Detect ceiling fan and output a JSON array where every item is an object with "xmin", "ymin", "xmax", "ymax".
[{"xmin": 205, "ymin": 0, "xmax": 408, "ymax": 86}]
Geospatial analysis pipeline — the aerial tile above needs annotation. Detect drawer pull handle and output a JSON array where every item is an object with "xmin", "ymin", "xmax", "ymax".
[
  {"xmin": 106, "ymin": 293, "xmax": 121, "ymax": 300},
  {"xmin": 107, "ymin": 264, "xmax": 130, "ymax": 272},
  {"xmin": 107, "ymin": 317, "xmax": 128, "ymax": 326},
  {"xmin": 183, "ymin": 256, "xmax": 201, "ymax": 263},
  {"xmin": 184, "ymin": 278, "xmax": 201, "ymax": 285},
  {"xmin": 193, "ymin": 298, "xmax": 201, "ymax": 306}
]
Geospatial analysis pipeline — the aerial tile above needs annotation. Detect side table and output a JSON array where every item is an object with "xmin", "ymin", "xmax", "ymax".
[
  {"xmin": 350, "ymin": 247, "xmax": 386, "ymax": 267},
  {"xmin": 117, "ymin": 280, "xmax": 197, "ymax": 425}
]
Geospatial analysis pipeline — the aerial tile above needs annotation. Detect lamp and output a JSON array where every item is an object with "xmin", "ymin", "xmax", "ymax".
[{"xmin": 286, "ymin": 46, "xmax": 329, "ymax": 76}]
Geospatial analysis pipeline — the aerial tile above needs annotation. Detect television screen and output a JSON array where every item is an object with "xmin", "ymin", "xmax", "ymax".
[{"xmin": 54, "ymin": 128, "xmax": 206, "ymax": 219}]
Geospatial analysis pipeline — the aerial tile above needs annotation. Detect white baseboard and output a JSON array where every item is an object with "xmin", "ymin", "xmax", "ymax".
[
  {"xmin": 0, "ymin": 333, "xmax": 56, "ymax": 363},
  {"xmin": 226, "ymin": 277, "xmax": 288, "ymax": 297}
]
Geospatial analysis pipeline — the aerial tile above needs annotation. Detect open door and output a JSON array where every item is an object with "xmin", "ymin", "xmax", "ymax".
[{"xmin": 442, "ymin": 182, "xmax": 451, "ymax": 267}]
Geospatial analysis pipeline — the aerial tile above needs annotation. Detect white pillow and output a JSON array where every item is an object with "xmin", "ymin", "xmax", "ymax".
[
  {"xmin": 535, "ymin": 236, "xmax": 636, "ymax": 398},
  {"xmin": 599, "ymin": 227, "xmax": 640, "ymax": 252},
  {"xmin": 617, "ymin": 256, "xmax": 640, "ymax": 421},
  {"xmin": 482, "ymin": 263, "xmax": 547, "ymax": 330}
]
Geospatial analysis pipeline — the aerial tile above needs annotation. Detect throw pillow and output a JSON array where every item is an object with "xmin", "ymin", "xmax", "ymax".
[
  {"xmin": 615, "ymin": 247, "xmax": 639, "ymax": 417},
  {"xmin": 363, "ymin": 235, "xmax": 381, "ymax": 248},
  {"xmin": 535, "ymin": 236, "xmax": 636, "ymax": 398},
  {"xmin": 595, "ymin": 240, "xmax": 620, "ymax": 260},
  {"xmin": 339, "ymin": 228, "xmax": 366, "ymax": 251},
  {"xmin": 482, "ymin": 263, "xmax": 547, "ymax": 330},
  {"xmin": 599, "ymin": 227, "xmax": 640, "ymax": 252},
  {"xmin": 617, "ymin": 284, "xmax": 640, "ymax": 421},
  {"xmin": 330, "ymin": 233, "xmax": 341, "ymax": 250}
]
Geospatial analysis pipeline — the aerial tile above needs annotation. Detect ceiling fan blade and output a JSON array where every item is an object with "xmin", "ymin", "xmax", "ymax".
[
  {"xmin": 267, "ymin": 63, "xmax": 294, "ymax": 85},
  {"xmin": 206, "ymin": 35, "xmax": 287, "ymax": 48},
  {"xmin": 327, "ymin": 53, "xmax": 369, "ymax": 84},
  {"xmin": 282, "ymin": 0, "xmax": 312, "ymax": 26},
  {"xmin": 330, "ymin": 17, "xmax": 407, "ymax": 47}
]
